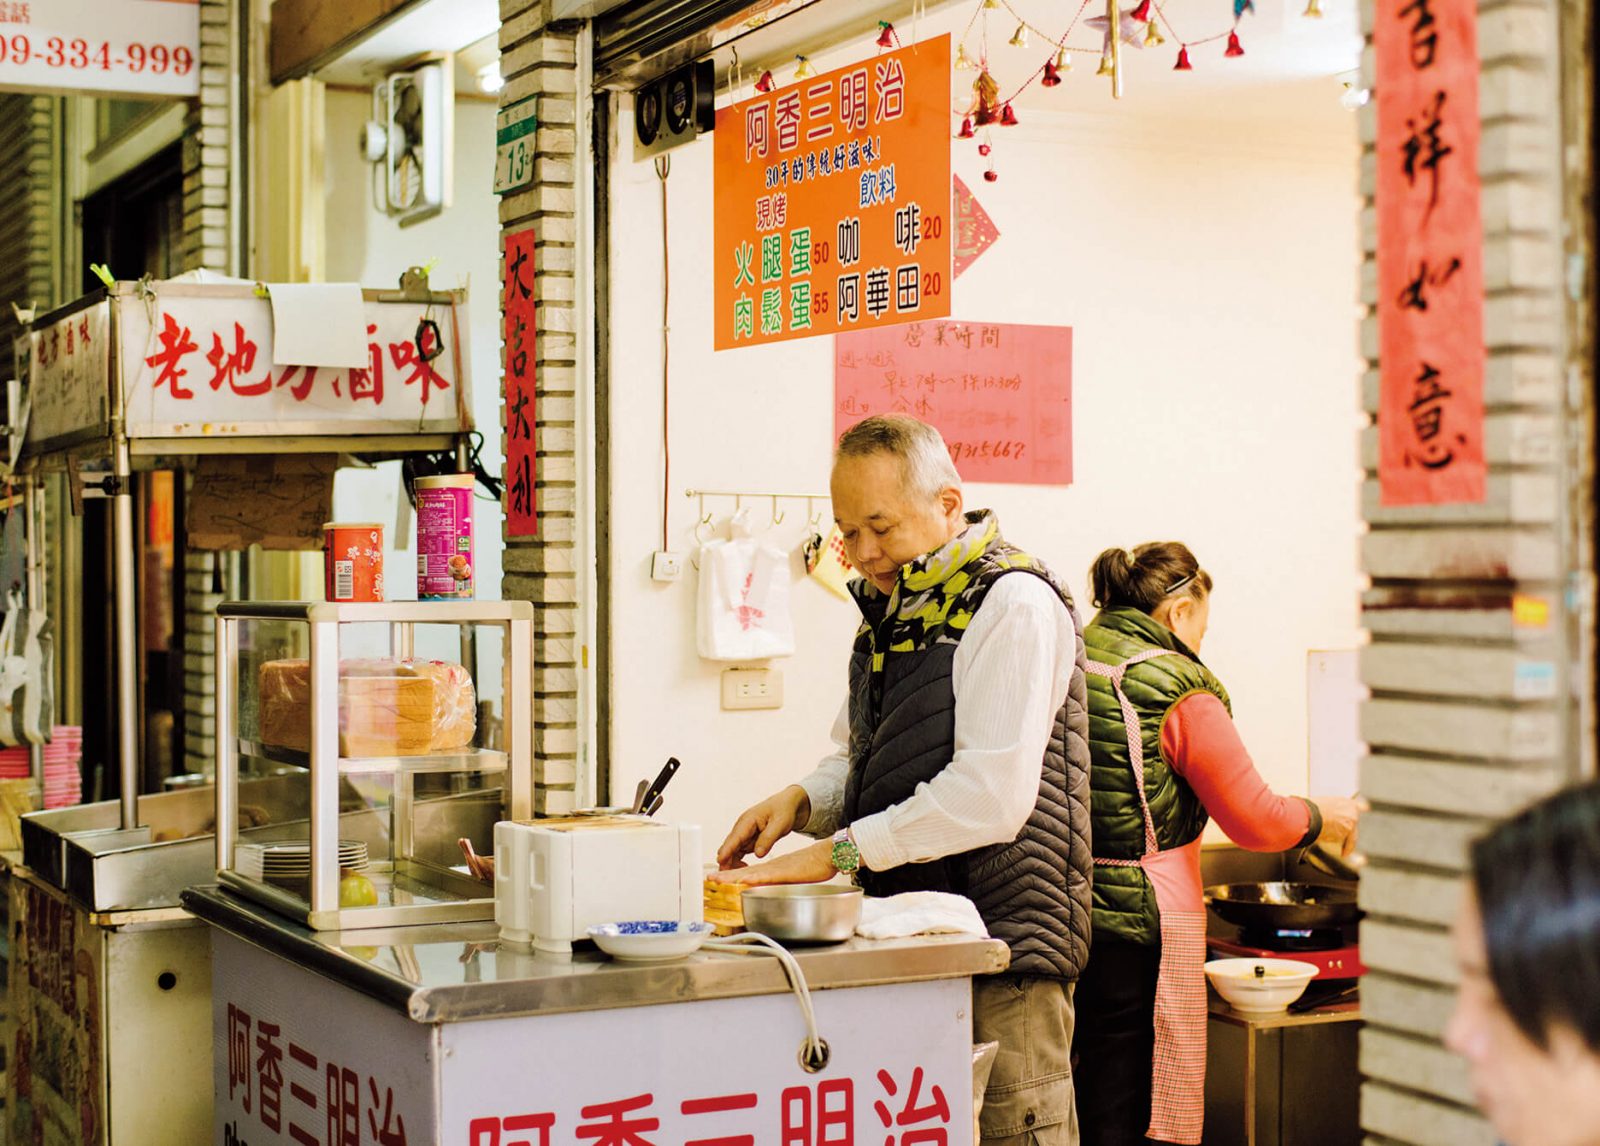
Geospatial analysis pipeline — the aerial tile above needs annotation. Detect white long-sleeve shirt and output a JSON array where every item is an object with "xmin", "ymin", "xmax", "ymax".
[{"xmin": 797, "ymin": 574, "xmax": 1080, "ymax": 873}]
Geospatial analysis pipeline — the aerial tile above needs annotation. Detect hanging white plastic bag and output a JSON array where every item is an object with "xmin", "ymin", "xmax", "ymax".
[
  {"xmin": 696, "ymin": 508, "xmax": 795, "ymax": 661},
  {"xmin": 0, "ymin": 586, "xmax": 53, "ymax": 747}
]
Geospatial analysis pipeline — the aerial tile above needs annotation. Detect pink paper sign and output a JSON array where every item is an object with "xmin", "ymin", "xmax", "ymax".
[{"xmin": 835, "ymin": 321, "xmax": 1072, "ymax": 486}]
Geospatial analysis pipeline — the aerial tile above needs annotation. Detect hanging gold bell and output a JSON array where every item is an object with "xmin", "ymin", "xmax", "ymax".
[
  {"xmin": 1145, "ymin": 19, "xmax": 1166, "ymax": 45},
  {"xmin": 1009, "ymin": 23, "xmax": 1029, "ymax": 48},
  {"xmin": 1303, "ymin": 0, "xmax": 1324, "ymax": 15},
  {"xmin": 793, "ymin": 55, "xmax": 815, "ymax": 79},
  {"xmin": 1056, "ymin": 47, "xmax": 1072, "ymax": 72},
  {"xmin": 955, "ymin": 43, "xmax": 978, "ymax": 70},
  {"xmin": 1096, "ymin": 47, "xmax": 1115, "ymax": 76}
]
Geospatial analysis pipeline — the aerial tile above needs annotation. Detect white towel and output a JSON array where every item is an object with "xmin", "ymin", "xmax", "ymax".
[{"xmin": 856, "ymin": 892, "xmax": 989, "ymax": 940}]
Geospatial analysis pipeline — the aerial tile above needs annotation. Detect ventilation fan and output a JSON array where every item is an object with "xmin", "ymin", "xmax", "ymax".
[{"xmin": 360, "ymin": 60, "xmax": 454, "ymax": 226}]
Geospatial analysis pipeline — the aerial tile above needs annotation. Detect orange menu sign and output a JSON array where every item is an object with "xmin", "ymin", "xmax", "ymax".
[
  {"xmin": 1374, "ymin": 0, "xmax": 1485, "ymax": 505},
  {"xmin": 713, "ymin": 37, "xmax": 952, "ymax": 350}
]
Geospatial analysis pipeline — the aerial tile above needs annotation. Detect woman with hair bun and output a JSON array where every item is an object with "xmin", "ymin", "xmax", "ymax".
[
  {"xmin": 1073, "ymin": 542, "xmax": 1363, "ymax": 1146},
  {"xmin": 1447, "ymin": 778, "xmax": 1600, "ymax": 1146}
]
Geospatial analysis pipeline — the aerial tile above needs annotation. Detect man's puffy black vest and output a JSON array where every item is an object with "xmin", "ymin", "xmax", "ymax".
[{"xmin": 840, "ymin": 515, "xmax": 1093, "ymax": 980}]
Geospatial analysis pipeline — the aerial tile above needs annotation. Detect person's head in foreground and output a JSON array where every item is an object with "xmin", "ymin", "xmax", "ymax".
[{"xmin": 1447, "ymin": 777, "xmax": 1600, "ymax": 1146}]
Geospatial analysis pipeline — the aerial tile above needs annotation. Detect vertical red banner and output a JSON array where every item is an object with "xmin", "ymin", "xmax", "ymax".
[
  {"xmin": 504, "ymin": 228, "xmax": 538, "ymax": 536},
  {"xmin": 1374, "ymin": 0, "xmax": 1486, "ymax": 505}
]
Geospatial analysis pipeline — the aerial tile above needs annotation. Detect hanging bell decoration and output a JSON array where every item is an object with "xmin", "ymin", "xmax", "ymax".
[
  {"xmin": 755, "ymin": 70, "xmax": 775, "ymax": 92},
  {"xmin": 1009, "ymin": 23, "xmax": 1029, "ymax": 48},
  {"xmin": 955, "ymin": 43, "xmax": 978, "ymax": 71},
  {"xmin": 1303, "ymin": 0, "xmax": 1324, "ymax": 15},
  {"xmin": 982, "ymin": 0, "xmax": 1001, "ymax": 8},
  {"xmin": 1174, "ymin": 44, "xmax": 1193, "ymax": 70},
  {"xmin": 983, "ymin": 166, "xmax": 999, "ymax": 183},
  {"xmin": 794, "ymin": 55, "xmax": 815, "ymax": 78},
  {"xmin": 877, "ymin": 21, "xmax": 896, "ymax": 48},
  {"xmin": 1225, "ymin": 29, "xmax": 1244, "ymax": 56},
  {"xmin": 1130, "ymin": 0, "xmax": 1153, "ymax": 20},
  {"xmin": 1145, "ymin": 19, "xmax": 1166, "ymax": 45},
  {"xmin": 971, "ymin": 68, "xmax": 1001, "ymax": 125},
  {"xmin": 1056, "ymin": 47, "xmax": 1073, "ymax": 72},
  {"xmin": 1000, "ymin": 101, "xmax": 1019, "ymax": 126},
  {"xmin": 957, "ymin": 117, "xmax": 976, "ymax": 139},
  {"xmin": 1041, "ymin": 57, "xmax": 1063, "ymax": 86},
  {"xmin": 1096, "ymin": 46, "xmax": 1115, "ymax": 76}
]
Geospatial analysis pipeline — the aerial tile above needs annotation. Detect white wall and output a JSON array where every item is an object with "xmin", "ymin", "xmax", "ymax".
[
  {"xmin": 322, "ymin": 91, "xmax": 507, "ymax": 695},
  {"xmin": 608, "ymin": 60, "xmax": 1364, "ymax": 854}
]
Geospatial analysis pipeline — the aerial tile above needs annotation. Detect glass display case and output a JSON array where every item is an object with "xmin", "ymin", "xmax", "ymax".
[{"xmin": 213, "ymin": 601, "xmax": 533, "ymax": 929}]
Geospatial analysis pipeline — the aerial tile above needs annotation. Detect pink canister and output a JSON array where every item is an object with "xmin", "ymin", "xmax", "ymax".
[{"xmin": 415, "ymin": 474, "xmax": 475, "ymax": 600}]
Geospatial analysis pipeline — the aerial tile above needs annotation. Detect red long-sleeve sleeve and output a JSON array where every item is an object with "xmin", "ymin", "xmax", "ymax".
[{"xmin": 1159, "ymin": 692, "xmax": 1311, "ymax": 852}]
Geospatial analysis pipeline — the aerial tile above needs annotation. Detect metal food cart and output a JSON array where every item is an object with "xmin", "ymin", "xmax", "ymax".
[{"xmin": 6, "ymin": 268, "xmax": 482, "ymax": 1144}]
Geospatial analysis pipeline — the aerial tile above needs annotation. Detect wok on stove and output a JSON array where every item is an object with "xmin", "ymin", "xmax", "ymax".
[{"xmin": 1204, "ymin": 881, "xmax": 1361, "ymax": 931}]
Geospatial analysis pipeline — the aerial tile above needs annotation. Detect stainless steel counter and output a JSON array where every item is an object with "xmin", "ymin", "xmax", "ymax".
[{"xmin": 181, "ymin": 884, "xmax": 1011, "ymax": 1025}]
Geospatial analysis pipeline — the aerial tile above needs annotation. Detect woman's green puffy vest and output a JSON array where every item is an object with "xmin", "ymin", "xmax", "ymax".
[{"xmin": 1084, "ymin": 606, "xmax": 1231, "ymax": 946}]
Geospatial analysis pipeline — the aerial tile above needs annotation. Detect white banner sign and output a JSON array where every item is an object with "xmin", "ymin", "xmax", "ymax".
[
  {"xmin": 214, "ymin": 931, "xmax": 976, "ymax": 1146},
  {"xmin": 117, "ymin": 290, "xmax": 470, "ymax": 438},
  {"xmin": 0, "ymin": 0, "xmax": 201, "ymax": 99}
]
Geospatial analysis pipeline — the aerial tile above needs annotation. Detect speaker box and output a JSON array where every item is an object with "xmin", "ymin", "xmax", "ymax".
[{"xmin": 633, "ymin": 60, "xmax": 715, "ymax": 161}]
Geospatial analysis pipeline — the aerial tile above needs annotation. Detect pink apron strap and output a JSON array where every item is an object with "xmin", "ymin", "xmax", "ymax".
[{"xmin": 1086, "ymin": 649, "xmax": 1208, "ymax": 1146}]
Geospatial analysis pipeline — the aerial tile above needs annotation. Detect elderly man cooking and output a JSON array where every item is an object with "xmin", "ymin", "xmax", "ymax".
[{"xmin": 714, "ymin": 414, "xmax": 1093, "ymax": 1145}]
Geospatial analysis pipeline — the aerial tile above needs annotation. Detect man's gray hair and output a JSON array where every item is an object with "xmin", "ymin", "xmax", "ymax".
[{"xmin": 835, "ymin": 415, "xmax": 962, "ymax": 501}]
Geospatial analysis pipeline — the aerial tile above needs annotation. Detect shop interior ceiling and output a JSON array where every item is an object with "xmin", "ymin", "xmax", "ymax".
[{"xmin": 596, "ymin": 0, "xmax": 1360, "ymax": 110}]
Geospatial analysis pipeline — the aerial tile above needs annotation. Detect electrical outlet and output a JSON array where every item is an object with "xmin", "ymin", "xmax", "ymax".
[
  {"xmin": 650, "ymin": 551, "xmax": 683, "ymax": 582},
  {"xmin": 722, "ymin": 667, "xmax": 782, "ymax": 711}
]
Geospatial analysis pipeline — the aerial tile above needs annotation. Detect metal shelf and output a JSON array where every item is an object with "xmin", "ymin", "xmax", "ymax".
[{"xmin": 237, "ymin": 740, "xmax": 508, "ymax": 776}]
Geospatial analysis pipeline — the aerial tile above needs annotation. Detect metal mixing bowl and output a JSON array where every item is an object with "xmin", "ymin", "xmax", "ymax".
[{"xmin": 741, "ymin": 884, "xmax": 864, "ymax": 944}]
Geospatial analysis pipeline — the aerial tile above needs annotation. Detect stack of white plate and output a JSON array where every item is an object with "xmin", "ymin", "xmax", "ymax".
[{"xmin": 237, "ymin": 840, "xmax": 369, "ymax": 883}]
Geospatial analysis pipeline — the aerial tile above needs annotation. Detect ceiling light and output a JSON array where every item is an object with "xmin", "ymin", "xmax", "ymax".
[{"xmin": 477, "ymin": 60, "xmax": 504, "ymax": 94}]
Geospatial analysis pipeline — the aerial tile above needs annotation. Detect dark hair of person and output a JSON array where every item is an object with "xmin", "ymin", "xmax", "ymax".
[
  {"xmin": 1089, "ymin": 542, "xmax": 1212, "ymax": 613},
  {"xmin": 1470, "ymin": 778, "xmax": 1600, "ymax": 1053}
]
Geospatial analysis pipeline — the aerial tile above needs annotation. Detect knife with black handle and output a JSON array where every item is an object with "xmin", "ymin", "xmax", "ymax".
[{"xmin": 638, "ymin": 757, "xmax": 681, "ymax": 815}]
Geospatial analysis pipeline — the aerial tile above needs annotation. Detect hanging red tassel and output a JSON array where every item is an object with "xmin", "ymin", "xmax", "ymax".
[
  {"xmin": 755, "ymin": 70, "xmax": 775, "ymax": 92},
  {"xmin": 1000, "ymin": 102, "xmax": 1018, "ymax": 126},
  {"xmin": 957, "ymin": 117, "xmax": 975, "ymax": 139},
  {"xmin": 876, "ymin": 21, "xmax": 896, "ymax": 48},
  {"xmin": 1041, "ymin": 58, "xmax": 1063, "ymax": 86},
  {"xmin": 1130, "ymin": 0, "xmax": 1153, "ymax": 20},
  {"xmin": 978, "ymin": 142, "xmax": 992, "ymax": 155},
  {"xmin": 1226, "ymin": 30, "xmax": 1245, "ymax": 56},
  {"xmin": 1174, "ymin": 45, "xmax": 1193, "ymax": 70}
]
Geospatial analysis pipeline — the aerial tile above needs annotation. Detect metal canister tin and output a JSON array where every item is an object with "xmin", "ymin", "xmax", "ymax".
[
  {"xmin": 323, "ymin": 522, "xmax": 385, "ymax": 602},
  {"xmin": 415, "ymin": 474, "xmax": 475, "ymax": 600}
]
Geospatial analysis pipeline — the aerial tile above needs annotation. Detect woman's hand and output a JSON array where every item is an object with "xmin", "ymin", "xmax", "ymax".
[
  {"xmin": 1312, "ymin": 795, "xmax": 1369, "ymax": 859},
  {"xmin": 716, "ymin": 784, "xmax": 812, "ymax": 870}
]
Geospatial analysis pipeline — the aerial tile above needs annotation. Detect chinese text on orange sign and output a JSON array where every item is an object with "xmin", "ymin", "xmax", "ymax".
[{"xmin": 713, "ymin": 37, "xmax": 952, "ymax": 350}]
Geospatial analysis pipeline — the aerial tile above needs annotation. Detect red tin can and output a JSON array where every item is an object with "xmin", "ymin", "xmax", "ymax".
[{"xmin": 324, "ymin": 522, "xmax": 385, "ymax": 602}]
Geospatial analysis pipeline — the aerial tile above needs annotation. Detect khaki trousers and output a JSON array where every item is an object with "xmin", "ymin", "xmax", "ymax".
[{"xmin": 974, "ymin": 974, "xmax": 1079, "ymax": 1145}]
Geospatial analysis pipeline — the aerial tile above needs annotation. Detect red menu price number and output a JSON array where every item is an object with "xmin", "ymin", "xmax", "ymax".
[{"xmin": 0, "ymin": 35, "xmax": 194, "ymax": 76}]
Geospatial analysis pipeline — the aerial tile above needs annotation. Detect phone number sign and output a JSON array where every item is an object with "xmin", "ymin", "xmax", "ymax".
[
  {"xmin": 712, "ymin": 36, "xmax": 952, "ymax": 351},
  {"xmin": 0, "ymin": 0, "xmax": 199, "ymax": 99}
]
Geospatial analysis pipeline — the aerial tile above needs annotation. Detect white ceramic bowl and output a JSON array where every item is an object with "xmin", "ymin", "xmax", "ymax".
[
  {"xmin": 1204, "ymin": 957, "xmax": 1319, "ymax": 1015},
  {"xmin": 587, "ymin": 921, "xmax": 715, "ymax": 962}
]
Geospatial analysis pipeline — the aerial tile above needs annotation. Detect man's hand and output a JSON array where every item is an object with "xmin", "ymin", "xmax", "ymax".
[
  {"xmin": 1312, "ymin": 795, "xmax": 1369, "ymax": 859},
  {"xmin": 708, "ymin": 840, "xmax": 836, "ymax": 886},
  {"xmin": 716, "ymin": 785, "xmax": 812, "ymax": 870}
]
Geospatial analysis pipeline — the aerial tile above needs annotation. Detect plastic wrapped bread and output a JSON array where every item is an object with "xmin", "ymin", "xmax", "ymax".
[{"xmin": 258, "ymin": 658, "xmax": 477, "ymax": 757}]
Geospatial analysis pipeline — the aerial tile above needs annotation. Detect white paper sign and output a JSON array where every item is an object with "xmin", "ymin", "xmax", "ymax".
[
  {"xmin": 269, "ymin": 283, "xmax": 370, "ymax": 369},
  {"xmin": 0, "ymin": 0, "xmax": 201, "ymax": 99},
  {"xmin": 118, "ymin": 289, "xmax": 471, "ymax": 437},
  {"xmin": 26, "ymin": 299, "xmax": 109, "ymax": 447}
]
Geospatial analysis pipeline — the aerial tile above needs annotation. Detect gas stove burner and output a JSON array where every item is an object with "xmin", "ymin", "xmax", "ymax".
[{"xmin": 1238, "ymin": 926, "xmax": 1345, "ymax": 952}]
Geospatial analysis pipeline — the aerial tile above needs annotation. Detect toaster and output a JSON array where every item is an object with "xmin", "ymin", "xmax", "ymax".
[{"xmin": 494, "ymin": 816, "xmax": 703, "ymax": 953}]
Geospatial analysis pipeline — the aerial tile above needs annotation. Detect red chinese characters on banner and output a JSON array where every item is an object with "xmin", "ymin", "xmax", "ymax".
[
  {"xmin": 1374, "ymin": 0, "xmax": 1485, "ymax": 505},
  {"xmin": 222, "ymin": 1000, "xmax": 411, "ymax": 1146},
  {"xmin": 951, "ymin": 176, "xmax": 999, "ymax": 279},
  {"xmin": 463, "ymin": 1072, "xmax": 949, "ymax": 1145},
  {"xmin": 504, "ymin": 228, "xmax": 538, "ymax": 537},
  {"xmin": 713, "ymin": 37, "xmax": 952, "ymax": 350}
]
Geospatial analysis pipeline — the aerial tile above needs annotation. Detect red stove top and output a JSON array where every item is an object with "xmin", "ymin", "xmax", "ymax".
[{"xmin": 1208, "ymin": 935, "xmax": 1365, "ymax": 980}]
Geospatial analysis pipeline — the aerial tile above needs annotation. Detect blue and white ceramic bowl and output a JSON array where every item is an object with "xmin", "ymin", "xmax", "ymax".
[{"xmin": 587, "ymin": 920, "xmax": 716, "ymax": 962}]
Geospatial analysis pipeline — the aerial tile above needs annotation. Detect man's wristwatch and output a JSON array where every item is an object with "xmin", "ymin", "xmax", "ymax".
[{"xmin": 831, "ymin": 829, "xmax": 862, "ymax": 875}]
